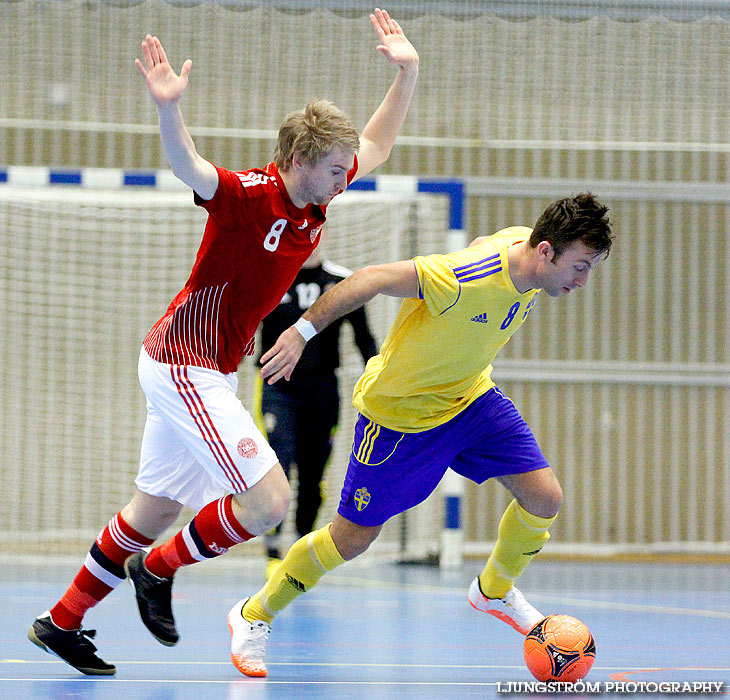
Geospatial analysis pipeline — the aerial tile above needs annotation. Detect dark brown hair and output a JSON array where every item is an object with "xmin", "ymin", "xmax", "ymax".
[{"xmin": 530, "ymin": 192, "xmax": 613, "ymax": 259}]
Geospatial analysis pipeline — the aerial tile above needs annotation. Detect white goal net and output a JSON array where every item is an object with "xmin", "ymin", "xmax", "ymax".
[{"xmin": 0, "ymin": 185, "xmax": 449, "ymax": 561}]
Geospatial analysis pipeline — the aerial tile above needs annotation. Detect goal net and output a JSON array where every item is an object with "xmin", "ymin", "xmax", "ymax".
[{"xmin": 0, "ymin": 185, "xmax": 449, "ymax": 561}]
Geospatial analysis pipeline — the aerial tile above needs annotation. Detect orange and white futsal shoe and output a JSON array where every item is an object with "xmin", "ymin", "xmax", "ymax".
[
  {"xmin": 468, "ymin": 577, "xmax": 544, "ymax": 635},
  {"xmin": 227, "ymin": 598, "xmax": 270, "ymax": 677}
]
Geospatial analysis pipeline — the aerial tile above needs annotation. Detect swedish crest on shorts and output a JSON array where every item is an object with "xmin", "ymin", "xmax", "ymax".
[{"xmin": 354, "ymin": 487, "xmax": 371, "ymax": 511}]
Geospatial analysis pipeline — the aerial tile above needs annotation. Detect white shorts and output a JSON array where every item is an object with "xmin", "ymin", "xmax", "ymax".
[{"xmin": 135, "ymin": 348, "xmax": 279, "ymax": 511}]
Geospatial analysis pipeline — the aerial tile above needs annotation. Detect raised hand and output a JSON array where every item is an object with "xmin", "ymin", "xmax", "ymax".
[
  {"xmin": 134, "ymin": 35, "xmax": 192, "ymax": 107},
  {"xmin": 369, "ymin": 8, "xmax": 419, "ymax": 71}
]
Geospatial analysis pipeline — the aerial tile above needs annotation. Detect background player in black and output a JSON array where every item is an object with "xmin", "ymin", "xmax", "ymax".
[{"xmin": 256, "ymin": 244, "xmax": 377, "ymax": 571}]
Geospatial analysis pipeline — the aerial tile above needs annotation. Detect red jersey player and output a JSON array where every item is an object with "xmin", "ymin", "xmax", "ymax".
[{"xmin": 28, "ymin": 8, "xmax": 419, "ymax": 677}]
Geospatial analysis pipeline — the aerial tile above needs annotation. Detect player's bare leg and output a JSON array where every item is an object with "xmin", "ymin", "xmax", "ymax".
[
  {"xmin": 230, "ymin": 464, "xmax": 292, "ymax": 535},
  {"xmin": 121, "ymin": 490, "xmax": 185, "ymax": 539}
]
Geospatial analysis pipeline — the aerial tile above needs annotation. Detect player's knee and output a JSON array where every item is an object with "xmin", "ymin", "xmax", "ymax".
[
  {"xmin": 261, "ymin": 489, "xmax": 291, "ymax": 530},
  {"xmin": 517, "ymin": 478, "xmax": 563, "ymax": 519},
  {"xmin": 249, "ymin": 487, "xmax": 291, "ymax": 532},
  {"xmin": 330, "ymin": 518, "xmax": 381, "ymax": 561},
  {"xmin": 333, "ymin": 536, "xmax": 370, "ymax": 561},
  {"xmin": 123, "ymin": 491, "xmax": 183, "ymax": 535},
  {"xmin": 231, "ymin": 479, "xmax": 291, "ymax": 534},
  {"xmin": 540, "ymin": 480, "xmax": 563, "ymax": 517}
]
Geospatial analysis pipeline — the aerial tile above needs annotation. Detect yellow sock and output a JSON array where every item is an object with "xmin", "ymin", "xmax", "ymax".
[
  {"xmin": 242, "ymin": 523, "xmax": 345, "ymax": 624},
  {"xmin": 479, "ymin": 499, "xmax": 557, "ymax": 599}
]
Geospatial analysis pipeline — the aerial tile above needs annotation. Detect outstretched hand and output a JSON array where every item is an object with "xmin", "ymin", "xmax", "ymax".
[
  {"xmin": 260, "ymin": 327, "xmax": 307, "ymax": 385},
  {"xmin": 370, "ymin": 8, "xmax": 419, "ymax": 71},
  {"xmin": 135, "ymin": 35, "xmax": 192, "ymax": 107}
]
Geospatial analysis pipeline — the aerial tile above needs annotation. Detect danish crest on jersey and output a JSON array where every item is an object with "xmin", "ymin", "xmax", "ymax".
[{"xmin": 310, "ymin": 225, "xmax": 322, "ymax": 243}]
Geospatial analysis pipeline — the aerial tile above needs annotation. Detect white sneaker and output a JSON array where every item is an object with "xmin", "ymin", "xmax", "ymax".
[
  {"xmin": 227, "ymin": 598, "xmax": 270, "ymax": 677},
  {"xmin": 468, "ymin": 576, "xmax": 544, "ymax": 635}
]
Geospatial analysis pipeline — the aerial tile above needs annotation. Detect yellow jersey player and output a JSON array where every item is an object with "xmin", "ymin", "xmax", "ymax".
[{"xmin": 229, "ymin": 192, "xmax": 613, "ymax": 677}]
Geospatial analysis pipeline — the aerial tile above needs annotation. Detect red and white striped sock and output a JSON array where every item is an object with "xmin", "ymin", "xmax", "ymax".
[
  {"xmin": 50, "ymin": 513, "xmax": 153, "ymax": 631},
  {"xmin": 144, "ymin": 495, "xmax": 253, "ymax": 579}
]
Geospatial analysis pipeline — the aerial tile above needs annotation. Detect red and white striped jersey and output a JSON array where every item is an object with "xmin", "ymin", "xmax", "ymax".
[{"xmin": 143, "ymin": 160, "xmax": 357, "ymax": 374}]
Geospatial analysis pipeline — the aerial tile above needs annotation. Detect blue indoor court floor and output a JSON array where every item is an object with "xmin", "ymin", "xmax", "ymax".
[{"xmin": 1, "ymin": 556, "xmax": 729, "ymax": 699}]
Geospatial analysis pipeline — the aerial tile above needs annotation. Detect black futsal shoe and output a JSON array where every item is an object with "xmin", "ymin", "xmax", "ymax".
[
  {"xmin": 28, "ymin": 611, "xmax": 116, "ymax": 675},
  {"xmin": 124, "ymin": 550, "xmax": 179, "ymax": 646}
]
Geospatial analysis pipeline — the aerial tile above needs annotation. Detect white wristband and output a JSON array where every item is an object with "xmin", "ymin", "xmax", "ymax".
[{"xmin": 294, "ymin": 317, "xmax": 317, "ymax": 342}]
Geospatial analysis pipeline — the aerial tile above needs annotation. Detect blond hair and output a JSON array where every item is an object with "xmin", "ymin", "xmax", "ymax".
[{"xmin": 274, "ymin": 99, "xmax": 360, "ymax": 171}]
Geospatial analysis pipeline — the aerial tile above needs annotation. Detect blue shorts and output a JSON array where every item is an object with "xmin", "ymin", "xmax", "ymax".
[{"xmin": 338, "ymin": 387, "xmax": 550, "ymax": 526}]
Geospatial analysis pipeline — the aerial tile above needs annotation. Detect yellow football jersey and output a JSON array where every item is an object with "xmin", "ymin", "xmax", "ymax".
[{"xmin": 352, "ymin": 227, "xmax": 539, "ymax": 432}]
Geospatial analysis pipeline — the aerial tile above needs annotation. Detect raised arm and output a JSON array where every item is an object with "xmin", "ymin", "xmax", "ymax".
[
  {"xmin": 135, "ymin": 35, "xmax": 218, "ymax": 200},
  {"xmin": 353, "ymin": 9, "xmax": 420, "ymax": 180},
  {"xmin": 260, "ymin": 260, "xmax": 418, "ymax": 384}
]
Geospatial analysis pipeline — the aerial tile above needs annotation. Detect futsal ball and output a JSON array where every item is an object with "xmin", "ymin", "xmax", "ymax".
[{"xmin": 523, "ymin": 614, "xmax": 596, "ymax": 683}]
